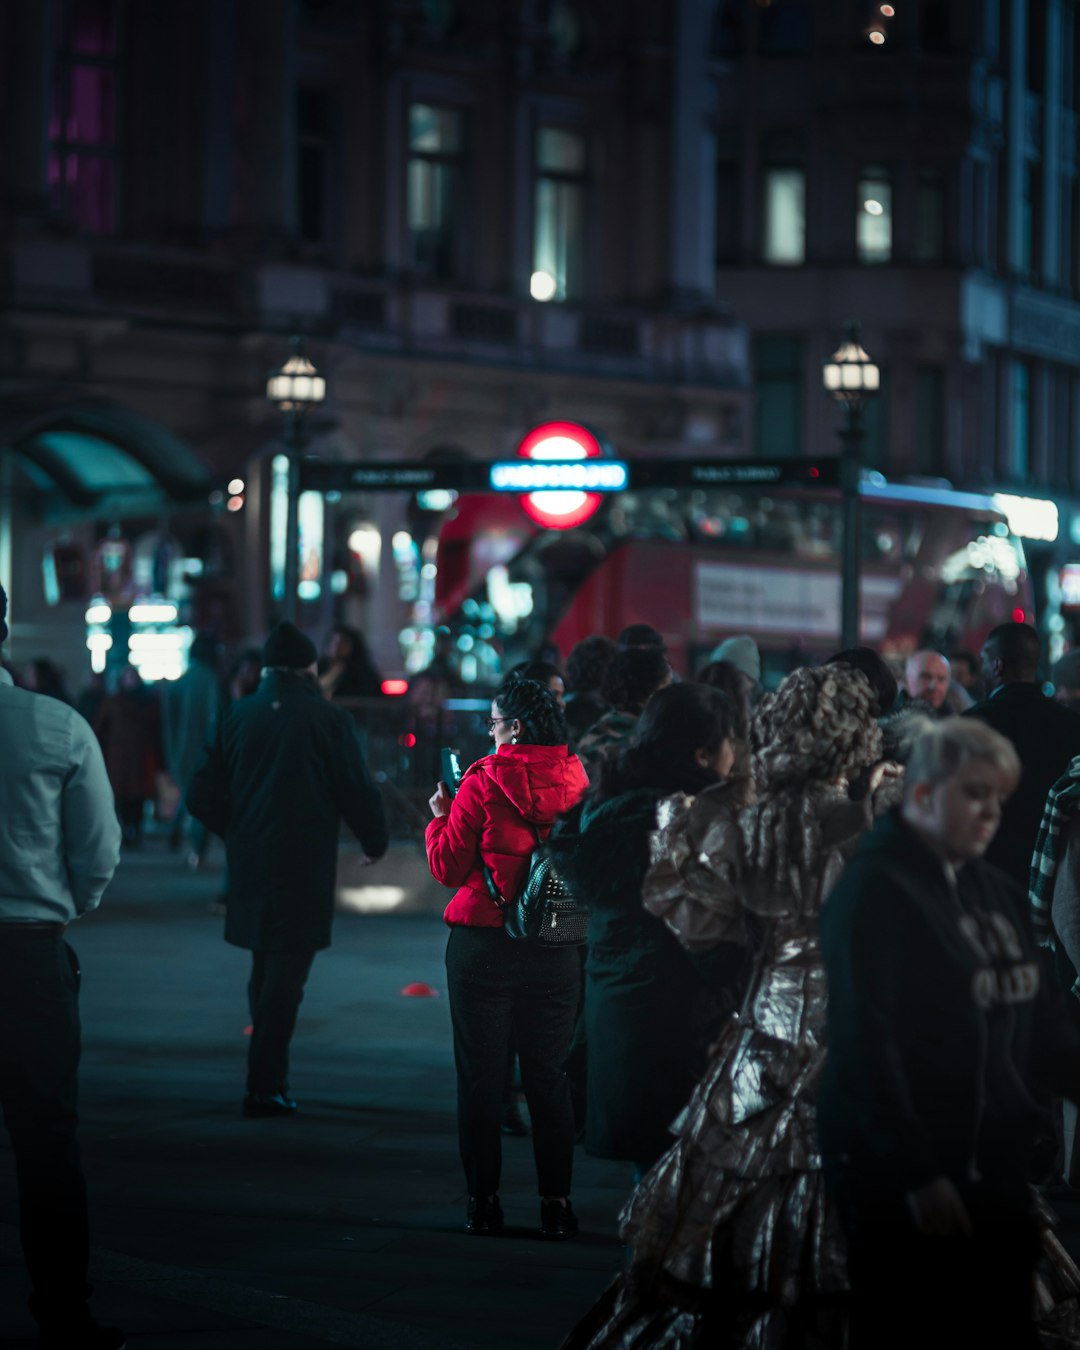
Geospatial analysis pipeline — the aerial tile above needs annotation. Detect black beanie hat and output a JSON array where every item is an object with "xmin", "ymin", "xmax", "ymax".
[
  {"xmin": 0, "ymin": 581, "xmax": 7, "ymax": 646},
  {"xmin": 262, "ymin": 621, "xmax": 317, "ymax": 670}
]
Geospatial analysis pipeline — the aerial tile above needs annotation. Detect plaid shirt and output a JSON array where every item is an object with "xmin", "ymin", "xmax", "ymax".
[{"xmin": 1029, "ymin": 754, "xmax": 1080, "ymax": 947}]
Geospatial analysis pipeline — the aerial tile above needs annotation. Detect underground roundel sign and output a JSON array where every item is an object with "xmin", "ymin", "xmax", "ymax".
[{"xmin": 515, "ymin": 421, "xmax": 607, "ymax": 530}]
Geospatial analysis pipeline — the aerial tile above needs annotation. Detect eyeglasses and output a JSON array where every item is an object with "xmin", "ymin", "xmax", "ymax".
[{"xmin": 486, "ymin": 717, "xmax": 512, "ymax": 731}]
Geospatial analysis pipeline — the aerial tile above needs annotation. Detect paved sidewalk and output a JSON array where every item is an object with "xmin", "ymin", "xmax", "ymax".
[
  {"xmin": 5, "ymin": 839, "xmax": 1080, "ymax": 1347},
  {"xmin": 0, "ymin": 841, "xmax": 626, "ymax": 1348}
]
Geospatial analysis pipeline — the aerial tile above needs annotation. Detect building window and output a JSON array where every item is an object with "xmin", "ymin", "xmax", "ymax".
[
  {"xmin": 48, "ymin": 0, "xmax": 119, "ymax": 234},
  {"xmin": 762, "ymin": 168, "xmax": 805, "ymax": 265},
  {"xmin": 919, "ymin": 0, "xmax": 951, "ymax": 52},
  {"xmin": 914, "ymin": 169, "xmax": 946, "ymax": 262},
  {"xmin": 758, "ymin": 0, "xmax": 811, "ymax": 54},
  {"xmin": 753, "ymin": 334, "xmax": 804, "ymax": 457},
  {"xmin": 533, "ymin": 126, "xmax": 587, "ymax": 301},
  {"xmin": 711, "ymin": 0, "xmax": 745, "ymax": 55},
  {"xmin": 408, "ymin": 103, "xmax": 465, "ymax": 280},
  {"xmin": 915, "ymin": 366, "xmax": 946, "ymax": 474},
  {"xmin": 296, "ymin": 88, "xmax": 335, "ymax": 247},
  {"xmin": 1020, "ymin": 162, "xmax": 1040, "ymax": 279},
  {"xmin": 862, "ymin": 368, "xmax": 890, "ymax": 470},
  {"xmin": 857, "ymin": 166, "xmax": 892, "ymax": 264},
  {"xmin": 715, "ymin": 130, "xmax": 741, "ymax": 265},
  {"xmin": 1010, "ymin": 360, "xmax": 1032, "ymax": 479},
  {"xmin": 1027, "ymin": 0, "xmax": 1046, "ymax": 93}
]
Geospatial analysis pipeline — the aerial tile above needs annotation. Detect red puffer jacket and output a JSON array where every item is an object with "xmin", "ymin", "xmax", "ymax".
[{"xmin": 426, "ymin": 742, "xmax": 589, "ymax": 927}]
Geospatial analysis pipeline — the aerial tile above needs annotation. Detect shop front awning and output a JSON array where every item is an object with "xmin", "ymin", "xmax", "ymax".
[{"xmin": 1, "ymin": 385, "xmax": 213, "ymax": 522}]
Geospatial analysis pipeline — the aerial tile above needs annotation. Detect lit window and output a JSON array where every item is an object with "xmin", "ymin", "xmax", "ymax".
[
  {"xmin": 1011, "ymin": 361, "xmax": 1031, "ymax": 479},
  {"xmin": 297, "ymin": 88, "xmax": 336, "ymax": 247},
  {"xmin": 408, "ymin": 104, "xmax": 465, "ymax": 279},
  {"xmin": 914, "ymin": 169, "xmax": 945, "ymax": 262},
  {"xmin": 48, "ymin": 0, "xmax": 119, "ymax": 233},
  {"xmin": 762, "ymin": 168, "xmax": 805, "ymax": 265},
  {"xmin": 857, "ymin": 166, "xmax": 892, "ymax": 263},
  {"xmin": 754, "ymin": 335, "xmax": 804, "ymax": 456},
  {"xmin": 533, "ymin": 127, "xmax": 587, "ymax": 301}
]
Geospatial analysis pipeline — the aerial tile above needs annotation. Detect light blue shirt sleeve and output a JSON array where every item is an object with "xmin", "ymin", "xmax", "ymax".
[{"xmin": 62, "ymin": 716, "xmax": 122, "ymax": 915}]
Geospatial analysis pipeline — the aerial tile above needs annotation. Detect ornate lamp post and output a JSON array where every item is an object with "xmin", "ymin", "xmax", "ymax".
[
  {"xmin": 822, "ymin": 321, "xmax": 880, "ymax": 649},
  {"xmin": 266, "ymin": 337, "xmax": 326, "ymax": 622}
]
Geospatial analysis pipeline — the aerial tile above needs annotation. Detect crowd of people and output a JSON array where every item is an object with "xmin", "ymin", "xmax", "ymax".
[
  {"xmin": 11, "ymin": 583, "xmax": 1080, "ymax": 1346},
  {"xmin": 426, "ymin": 621, "xmax": 1080, "ymax": 1349}
]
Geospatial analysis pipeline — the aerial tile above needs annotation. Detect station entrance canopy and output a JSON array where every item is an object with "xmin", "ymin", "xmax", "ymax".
[
  {"xmin": 1, "ymin": 386, "xmax": 212, "ymax": 521},
  {"xmin": 300, "ymin": 456, "xmax": 840, "ymax": 495}
]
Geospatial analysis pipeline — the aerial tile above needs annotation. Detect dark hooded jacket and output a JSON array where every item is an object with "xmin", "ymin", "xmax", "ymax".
[
  {"xmin": 188, "ymin": 669, "xmax": 387, "ymax": 952},
  {"xmin": 820, "ymin": 810, "xmax": 1080, "ymax": 1202},
  {"xmin": 426, "ymin": 742, "xmax": 588, "ymax": 927}
]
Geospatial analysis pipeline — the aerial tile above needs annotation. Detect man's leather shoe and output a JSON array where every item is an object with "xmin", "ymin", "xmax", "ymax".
[
  {"xmin": 464, "ymin": 1194, "xmax": 504, "ymax": 1235},
  {"xmin": 242, "ymin": 1091, "xmax": 297, "ymax": 1118},
  {"xmin": 540, "ymin": 1198, "xmax": 578, "ymax": 1240}
]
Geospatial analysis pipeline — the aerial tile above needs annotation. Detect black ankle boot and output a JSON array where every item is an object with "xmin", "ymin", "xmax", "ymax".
[
  {"xmin": 465, "ymin": 1194, "xmax": 504, "ymax": 1235},
  {"xmin": 540, "ymin": 1198, "xmax": 578, "ymax": 1240}
]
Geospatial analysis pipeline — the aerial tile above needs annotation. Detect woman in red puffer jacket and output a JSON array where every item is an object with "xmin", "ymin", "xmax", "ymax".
[{"xmin": 427, "ymin": 677, "xmax": 588, "ymax": 1241}]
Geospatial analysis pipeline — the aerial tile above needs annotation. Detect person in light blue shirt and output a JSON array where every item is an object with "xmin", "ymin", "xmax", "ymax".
[{"xmin": 0, "ymin": 582, "xmax": 124, "ymax": 1350}]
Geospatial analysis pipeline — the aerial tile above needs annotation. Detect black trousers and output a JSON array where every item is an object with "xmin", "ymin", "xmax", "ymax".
[
  {"xmin": 0, "ymin": 928, "xmax": 89, "ymax": 1315},
  {"xmin": 842, "ymin": 1183, "xmax": 1040, "ymax": 1350},
  {"xmin": 247, "ymin": 950, "xmax": 316, "ymax": 1096},
  {"xmin": 445, "ymin": 925, "xmax": 580, "ymax": 1198}
]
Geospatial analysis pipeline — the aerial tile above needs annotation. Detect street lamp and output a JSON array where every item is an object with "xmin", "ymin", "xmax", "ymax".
[
  {"xmin": 266, "ymin": 337, "xmax": 327, "ymax": 622},
  {"xmin": 823, "ymin": 321, "xmax": 880, "ymax": 649}
]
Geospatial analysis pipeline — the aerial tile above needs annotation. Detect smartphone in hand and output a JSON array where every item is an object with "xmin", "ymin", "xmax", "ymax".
[{"xmin": 440, "ymin": 747, "xmax": 462, "ymax": 795}]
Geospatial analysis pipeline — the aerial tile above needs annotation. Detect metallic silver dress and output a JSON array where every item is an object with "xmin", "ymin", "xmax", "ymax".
[{"xmin": 565, "ymin": 788, "xmax": 1080, "ymax": 1350}]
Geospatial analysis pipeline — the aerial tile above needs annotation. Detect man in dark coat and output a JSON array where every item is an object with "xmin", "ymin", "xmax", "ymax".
[
  {"xmin": 189, "ymin": 621, "xmax": 388, "ymax": 1117},
  {"xmin": 963, "ymin": 621, "xmax": 1080, "ymax": 892}
]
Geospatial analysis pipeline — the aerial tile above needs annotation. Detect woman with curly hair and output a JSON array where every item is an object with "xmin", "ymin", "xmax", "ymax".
[
  {"xmin": 576, "ymin": 646, "xmax": 672, "ymax": 781},
  {"xmin": 563, "ymin": 636, "xmax": 617, "ymax": 745},
  {"xmin": 427, "ymin": 678, "xmax": 588, "ymax": 1240},
  {"xmin": 565, "ymin": 663, "xmax": 893, "ymax": 1349}
]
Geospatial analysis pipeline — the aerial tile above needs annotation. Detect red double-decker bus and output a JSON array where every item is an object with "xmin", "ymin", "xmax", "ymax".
[{"xmin": 434, "ymin": 478, "xmax": 1032, "ymax": 685}]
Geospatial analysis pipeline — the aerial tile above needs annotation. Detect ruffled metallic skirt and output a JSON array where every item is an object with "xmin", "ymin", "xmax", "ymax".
[{"xmin": 564, "ymin": 1010, "xmax": 1080, "ymax": 1350}]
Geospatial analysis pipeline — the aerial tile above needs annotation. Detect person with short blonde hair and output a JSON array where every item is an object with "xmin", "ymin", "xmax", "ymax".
[
  {"xmin": 820, "ymin": 719, "xmax": 1080, "ymax": 1349},
  {"xmin": 902, "ymin": 716, "xmax": 1020, "ymax": 801}
]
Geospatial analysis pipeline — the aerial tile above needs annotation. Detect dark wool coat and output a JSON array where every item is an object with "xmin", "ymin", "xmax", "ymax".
[
  {"xmin": 964, "ymin": 684, "xmax": 1080, "ymax": 889},
  {"xmin": 188, "ymin": 670, "xmax": 388, "ymax": 952},
  {"xmin": 820, "ymin": 811, "xmax": 1080, "ymax": 1200},
  {"xmin": 426, "ymin": 743, "xmax": 588, "ymax": 927},
  {"xmin": 549, "ymin": 786, "xmax": 747, "ymax": 1167}
]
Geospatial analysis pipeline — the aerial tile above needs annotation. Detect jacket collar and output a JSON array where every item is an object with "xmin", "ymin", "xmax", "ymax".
[
  {"xmin": 869, "ymin": 809, "xmax": 954, "ymax": 882},
  {"xmin": 989, "ymin": 681, "xmax": 1044, "ymax": 701},
  {"xmin": 0, "ymin": 666, "xmax": 12, "ymax": 688}
]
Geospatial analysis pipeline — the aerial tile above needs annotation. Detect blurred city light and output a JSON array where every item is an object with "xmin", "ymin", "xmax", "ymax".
[
  {"xmin": 993, "ymin": 493, "xmax": 1059, "ymax": 542},
  {"xmin": 228, "ymin": 478, "xmax": 245, "ymax": 494},
  {"xmin": 129, "ymin": 599, "xmax": 178, "ymax": 623},
  {"xmin": 227, "ymin": 495, "xmax": 244, "ymax": 512},
  {"xmin": 85, "ymin": 600, "xmax": 112, "ymax": 625},
  {"xmin": 530, "ymin": 270, "xmax": 557, "ymax": 301}
]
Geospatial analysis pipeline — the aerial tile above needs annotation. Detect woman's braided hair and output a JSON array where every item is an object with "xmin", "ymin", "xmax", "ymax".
[
  {"xmin": 742, "ymin": 664, "xmax": 882, "ymax": 900},
  {"xmin": 493, "ymin": 677, "xmax": 568, "ymax": 746}
]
